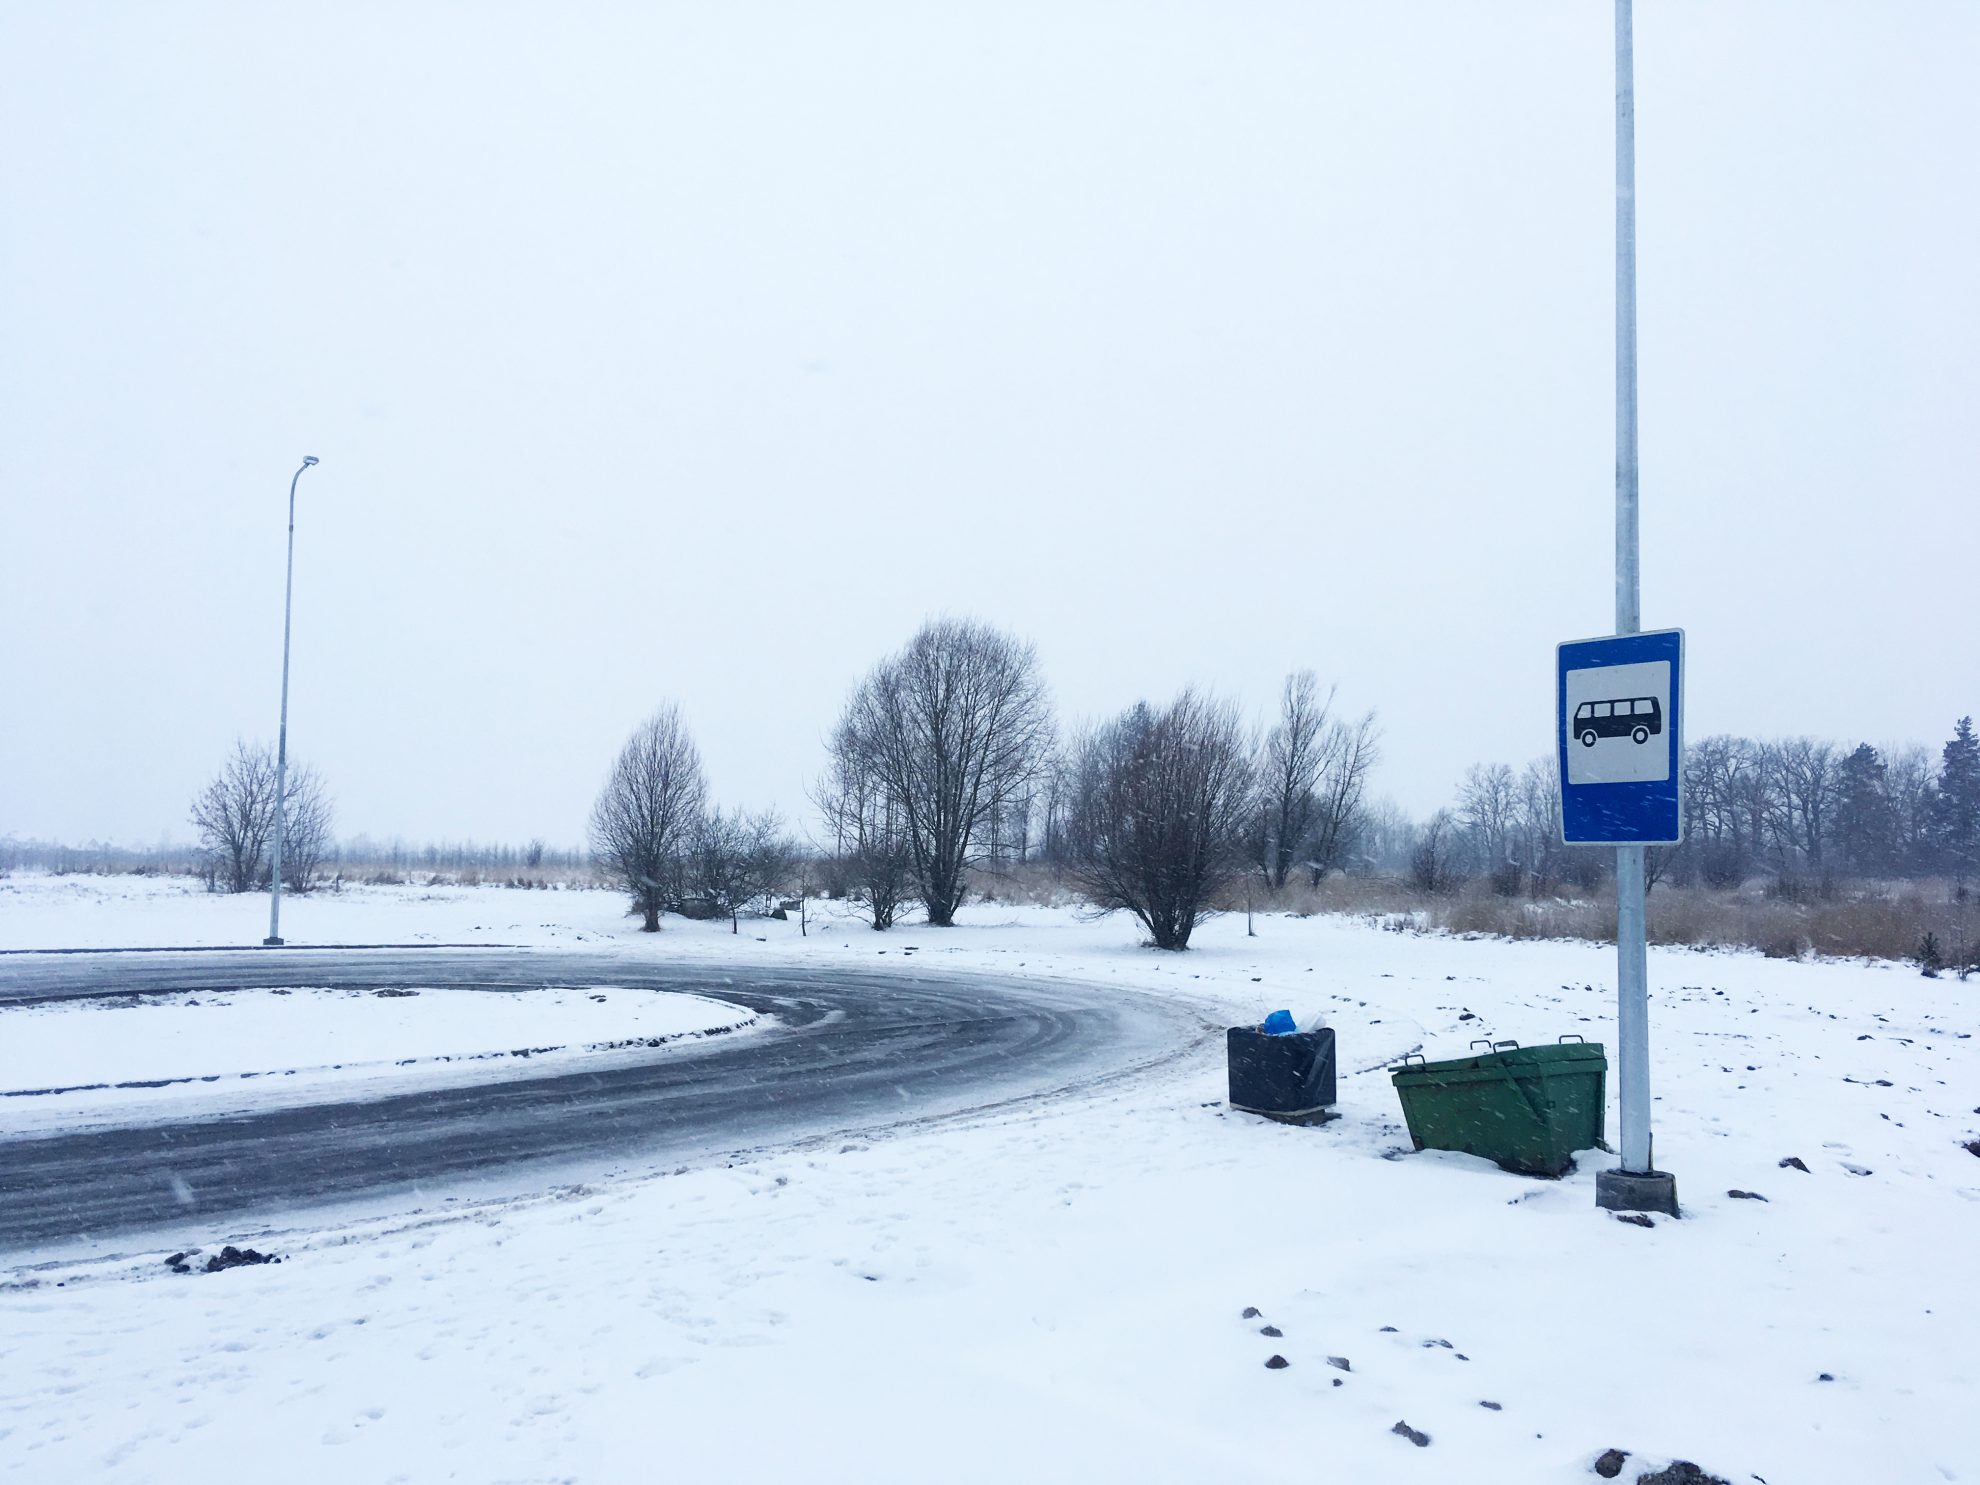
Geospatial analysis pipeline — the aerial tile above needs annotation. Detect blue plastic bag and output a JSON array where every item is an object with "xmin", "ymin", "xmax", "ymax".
[{"xmin": 1261, "ymin": 1009, "xmax": 1297, "ymax": 1036}]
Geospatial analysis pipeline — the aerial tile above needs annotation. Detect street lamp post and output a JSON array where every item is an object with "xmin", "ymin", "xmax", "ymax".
[{"xmin": 264, "ymin": 455, "xmax": 320, "ymax": 948}]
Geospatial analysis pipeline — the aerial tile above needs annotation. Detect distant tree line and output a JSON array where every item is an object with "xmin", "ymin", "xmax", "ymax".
[
  {"xmin": 0, "ymin": 838, "xmax": 205, "ymax": 877},
  {"xmin": 67, "ymin": 621, "xmax": 1974, "ymax": 961},
  {"xmin": 334, "ymin": 836, "xmax": 589, "ymax": 876},
  {"xmin": 1413, "ymin": 718, "xmax": 1979, "ymax": 898},
  {"xmin": 177, "ymin": 742, "xmax": 595, "ymax": 895}
]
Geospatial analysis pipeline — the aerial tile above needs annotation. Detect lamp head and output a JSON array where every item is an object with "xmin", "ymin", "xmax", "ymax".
[{"xmin": 302, "ymin": 455, "xmax": 319, "ymax": 467}]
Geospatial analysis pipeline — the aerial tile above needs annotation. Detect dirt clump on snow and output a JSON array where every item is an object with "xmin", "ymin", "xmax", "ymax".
[
  {"xmin": 1633, "ymin": 1462, "xmax": 1731, "ymax": 1485},
  {"xmin": 1779, "ymin": 1155, "xmax": 1810, "ymax": 1172},
  {"xmin": 165, "ymin": 1245, "xmax": 281, "ymax": 1275},
  {"xmin": 1593, "ymin": 1448, "xmax": 1629, "ymax": 1477},
  {"xmin": 1390, "ymin": 1420, "xmax": 1430, "ymax": 1447}
]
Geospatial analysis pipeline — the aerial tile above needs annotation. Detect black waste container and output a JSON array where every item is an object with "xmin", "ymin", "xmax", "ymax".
[{"xmin": 1227, "ymin": 1025, "xmax": 1337, "ymax": 1123}]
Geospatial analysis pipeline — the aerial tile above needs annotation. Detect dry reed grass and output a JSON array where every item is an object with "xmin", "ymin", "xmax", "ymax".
[{"xmin": 1211, "ymin": 873, "xmax": 1973, "ymax": 970}]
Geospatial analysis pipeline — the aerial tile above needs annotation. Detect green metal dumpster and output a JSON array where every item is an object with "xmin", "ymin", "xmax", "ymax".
[{"xmin": 1390, "ymin": 1037, "xmax": 1607, "ymax": 1177}]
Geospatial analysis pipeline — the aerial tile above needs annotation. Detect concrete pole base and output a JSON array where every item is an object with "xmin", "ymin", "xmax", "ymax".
[
  {"xmin": 262, "ymin": 936, "xmax": 285, "ymax": 947},
  {"xmin": 1596, "ymin": 1167, "xmax": 1679, "ymax": 1217}
]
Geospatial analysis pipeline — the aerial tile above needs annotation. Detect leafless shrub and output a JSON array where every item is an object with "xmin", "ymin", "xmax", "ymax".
[
  {"xmin": 590, "ymin": 705, "xmax": 706, "ymax": 932},
  {"xmin": 963, "ymin": 861, "xmax": 1070, "ymax": 908},
  {"xmin": 1062, "ymin": 689, "xmax": 1254, "ymax": 950},
  {"xmin": 190, "ymin": 741, "xmax": 279, "ymax": 893},
  {"xmin": 189, "ymin": 740, "xmax": 334, "ymax": 894},
  {"xmin": 1760, "ymin": 930, "xmax": 1809, "ymax": 960},
  {"xmin": 272, "ymin": 765, "xmax": 334, "ymax": 893},
  {"xmin": 686, "ymin": 807, "xmax": 794, "ymax": 933}
]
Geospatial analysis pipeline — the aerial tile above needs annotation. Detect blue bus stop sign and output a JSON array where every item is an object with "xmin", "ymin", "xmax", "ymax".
[{"xmin": 1557, "ymin": 628, "xmax": 1684, "ymax": 844}]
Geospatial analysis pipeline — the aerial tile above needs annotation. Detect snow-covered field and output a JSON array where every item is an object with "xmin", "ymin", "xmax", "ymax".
[
  {"xmin": 2, "ymin": 873, "xmax": 1976, "ymax": 1483},
  {"xmin": 0, "ymin": 870, "xmax": 625, "ymax": 951}
]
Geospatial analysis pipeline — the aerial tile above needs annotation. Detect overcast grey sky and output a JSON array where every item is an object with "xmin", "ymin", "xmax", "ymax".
[{"xmin": 3, "ymin": 1, "xmax": 1974, "ymax": 849}]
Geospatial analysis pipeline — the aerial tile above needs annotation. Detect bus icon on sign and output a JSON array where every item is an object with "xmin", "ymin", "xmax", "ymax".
[{"xmin": 1573, "ymin": 696, "xmax": 1662, "ymax": 748}]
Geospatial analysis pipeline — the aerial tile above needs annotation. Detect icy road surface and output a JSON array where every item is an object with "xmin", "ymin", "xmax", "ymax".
[{"xmin": 0, "ymin": 950, "xmax": 1209, "ymax": 1258}]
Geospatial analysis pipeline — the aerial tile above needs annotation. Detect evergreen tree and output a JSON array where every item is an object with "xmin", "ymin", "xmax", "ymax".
[
  {"xmin": 1834, "ymin": 743, "xmax": 1896, "ymax": 875},
  {"xmin": 1936, "ymin": 717, "xmax": 1980, "ymax": 881}
]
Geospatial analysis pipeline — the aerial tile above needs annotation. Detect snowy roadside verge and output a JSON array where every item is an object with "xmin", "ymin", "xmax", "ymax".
[
  {"xmin": 3, "ymin": 909, "xmax": 1973, "ymax": 1484},
  {"xmin": 0, "ymin": 985, "xmax": 764, "ymax": 1137},
  {"xmin": 2, "ymin": 881, "xmax": 1976, "ymax": 1482}
]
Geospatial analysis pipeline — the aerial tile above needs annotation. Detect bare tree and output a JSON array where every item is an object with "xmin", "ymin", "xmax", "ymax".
[
  {"xmin": 1304, "ymin": 709, "xmax": 1380, "ymax": 882},
  {"xmin": 191, "ymin": 740, "xmax": 278, "ymax": 893},
  {"xmin": 1683, "ymin": 734, "xmax": 1758, "ymax": 886},
  {"xmin": 1354, "ymin": 796, "xmax": 1419, "ymax": 875},
  {"xmin": 811, "ymin": 734, "xmax": 916, "ymax": 929},
  {"xmin": 1765, "ymin": 737, "xmax": 1839, "ymax": 873},
  {"xmin": 1062, "ymin": 689, "xmax": 1255, "ymax": 950},
  {"xmin": 273, "ymin": 765, "xmax": 334, "ymax": 892},
  {"xmin": 830, "ymin": 618, "xmax": 1053, "ymax": 927},
  {"xmin": 809, "ymin": 745, "xmax": 867, "ymax": 896},
  {"xmin": 1038, "ymin": 748, "xmax": 1073, "ymax": 866},
  {"xmin": 1881, "ymin": 744, "xmax": 1940, "ymax": 873},
  {"xmin": 1457, "ymin": 761, "xmax": 1519, "ymax": 883},
  {"xmin": 590, "ymin": 705, "xmax": 706, "ymax": 932},
  {"xmin": 189, "ymin": 740, "xmax": 333, "ymax": 894},
  {"xmin": 1259, "ymin": 672, "xmax": 1330, "ymax": 889},
  {"xmin": 687, "ymin": 807, "xmax": 794, "ymax": 933},
  {"xmin": 1410, "ymin": 808, "xmax": 1463, "ymax": 896},
  {"xmin": 1513, "ymin": 757, "xmax": 1564, "ymax": 895}
]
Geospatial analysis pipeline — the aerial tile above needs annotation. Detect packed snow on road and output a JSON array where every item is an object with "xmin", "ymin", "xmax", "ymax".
[{"xmin": 0, "ymin": 976, "xmax": 761, "ymax": 1137}]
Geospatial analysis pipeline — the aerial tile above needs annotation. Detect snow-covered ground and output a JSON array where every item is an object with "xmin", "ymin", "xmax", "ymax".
[
  {"xmin": 0, "ymin": 981, "xmax": 759, "ymax": 1136},
  {"xmin": 2, "ymin": 872, "xmax": 1976, "ymax": 1483},
  {"xmin": 0, "ymin": 870, "xmax": 626, "ymax": 951}
]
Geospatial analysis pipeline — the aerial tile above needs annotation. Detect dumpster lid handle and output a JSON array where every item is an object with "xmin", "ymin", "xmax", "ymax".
[
  {"xmin": 1468, "ymin": 1039, "xmax": 1494, "ymax": 1053},
  {"xmin": 1491, "ymin": 1039, "xmax": 1520, "ymax": 1050},
  {"xmin": 1397, "ymin": 1052, "xmax": 1426, "ymax": 1068},
  {"xmin": 1557, "ymin": 1033, "xmax": 1586, "ymax": 1044}
]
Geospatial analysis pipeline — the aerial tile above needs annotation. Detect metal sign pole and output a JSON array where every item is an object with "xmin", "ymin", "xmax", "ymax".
[{"xmin": 1597, "ymin": 0, "xmax": 1677, "ymax": 1216}]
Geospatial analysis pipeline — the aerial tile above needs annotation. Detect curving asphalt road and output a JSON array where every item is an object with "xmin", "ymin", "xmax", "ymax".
[{"xmin": 0, "ymin": 950, "xmax": 1209, "ymax": 1258}]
